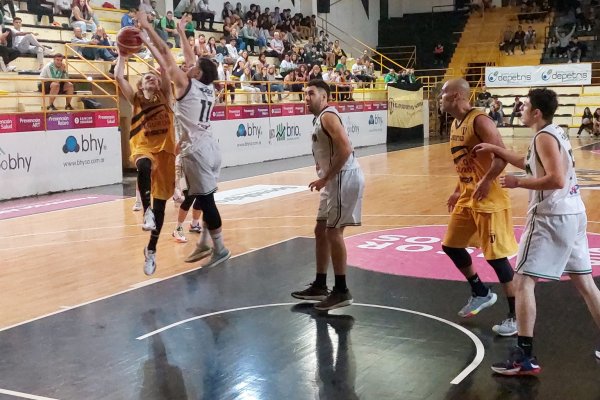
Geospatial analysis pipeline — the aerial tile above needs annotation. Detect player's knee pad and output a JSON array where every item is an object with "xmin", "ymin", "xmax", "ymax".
[
  {"xmin": 197, "ymin": 194, "xmax": 222, "ymax": 230},
  {"xmin": 441, "ymin": 245, "xmax": 472, "ymax": 269},
  {"xmin": 180, "ymin": 192, "xmax": 195, "ymax": 212},
  {"xmin": 136, "ymin": 157, "xmax": 152, "ymax": 174},
  {"xmin": 487, "ymin": 258, "xmax": 514, "ymax": 283}
]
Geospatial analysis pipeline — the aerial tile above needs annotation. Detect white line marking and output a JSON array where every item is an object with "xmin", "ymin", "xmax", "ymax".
[
  {"xmin": 135, "ymin": 302, "xmax": 484, "ymax": 385},
  {"xmin": 0, "ymin": 388, "xmax": 58, "ymax": 400},
  {"xmin": 0, "ymin": 236, "xmax": 300, "ymax": 332},
  {"xmin": 130, "ymin": 278, "xmax": 162, "ymax": 288}
]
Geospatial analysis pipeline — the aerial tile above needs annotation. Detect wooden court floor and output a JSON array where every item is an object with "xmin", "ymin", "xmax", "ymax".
[{"xmin": 1, "ymin": 136, "xmax": 600, "ymax": 330}]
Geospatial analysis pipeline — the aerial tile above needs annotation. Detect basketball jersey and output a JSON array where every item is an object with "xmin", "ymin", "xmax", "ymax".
[
  {"xmin": 525, "ymin": 124, "xmax": 585, "ymax": 215},
  {"xmin": 130, "ymin": 90, "xmax": 176, "ymax": 156},
  {"xmin": 175, "ymin": 79, "xmax": 216, "ymax": 156},
  {"xmin": 312, "ymin": 106, "xmax": 359, "ymax": 176},
  {"xmin": 449, "ymin": 109, "xmax": 511, "ymax": 212}
]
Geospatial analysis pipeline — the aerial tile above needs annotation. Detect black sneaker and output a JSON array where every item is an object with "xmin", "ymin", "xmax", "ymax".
[
  {"xmin": 291, "ymin": 282, "xmax": 328, "ymax": 301},
  {"xmin": 491, "ymin": 346, "xmax": 541, "ymax": 376},
  {"xmin": 314, "ymin": 288, "xmax": 353, "ymax": 311},
  {"xmin": 47, "ymin": 104, "xmax": 57, "ymax": 111}
]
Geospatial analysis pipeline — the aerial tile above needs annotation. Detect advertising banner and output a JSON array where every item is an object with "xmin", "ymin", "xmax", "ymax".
[
  {"xmin": 343, "ymin": 110, "xmax": 387, "ymax": 148},
  {"xmin": 266, "ymin": 114, "xmax": 313, "ymax": 161},
  {"xmin": 216, "ymin": 117, "xmax": 271, "ymax": 167},
  {"xmin": 485, "ymin": 63, "xmax": 592, "ymax": 87},
  {"xmin": 0, "ymin": 127, "xmax": 122, "ymax": 200}
]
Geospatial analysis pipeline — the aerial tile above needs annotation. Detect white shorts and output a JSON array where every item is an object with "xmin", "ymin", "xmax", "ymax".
[
  {"xmin": 181, "ymin": 135, "xmax": 221, "ymax": 196},
  {"xmin": 317, "ymin": 168, "xmax": 364, "ymax": 228},
  {"xmin": 516, "ymin": 212, "xmax": 592, "ymax": 280}
]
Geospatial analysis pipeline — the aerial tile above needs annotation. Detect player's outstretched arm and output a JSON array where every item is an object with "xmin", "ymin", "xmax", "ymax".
[
  {"xmin": 136, "ymin": 10, "xmax": 187, "ymax": 97},
  {"xmin": 138, "ymin": 34, "xmax": 172, "ymax": 99},
  {"xmin": 176, "ymin": 19, "xmax": 196, "ymax": 68},
  {"xmin": 115, "ymin": 55, "xmax": 135, "ymax": 104}
]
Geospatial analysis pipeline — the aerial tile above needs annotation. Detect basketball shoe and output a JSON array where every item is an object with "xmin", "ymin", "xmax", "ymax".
[
  {"xmin": 172, "ymin": 226, "xmax": 187, "ymax": 243},
  {"xmin": 143, "ymin": 247, "xmax": 156, "ymax": 276},
  {"xmin": 314, "ymin": 288, "xmax": 353, "ymax": 311},
  {"xmin": 185, "ymin": 244, "xmax": 212, "ymax": 263},
  {"xmin": 492, "ymin": 346, "xmax": 541, "ymax": 376},
  {"xmin": 142, "ymin": 208, "xmax": 156, "ymax": 231},
  {"xmin": 458, "ymin": 290, "xmax": 497, "ymax": 318},
  {"xmin": 492, "ymin": 317, "xmax": 518, "ymax": 337},
  {"xmin": 291, "ymin": 282, "xmax": 329, "ymax": 301}
]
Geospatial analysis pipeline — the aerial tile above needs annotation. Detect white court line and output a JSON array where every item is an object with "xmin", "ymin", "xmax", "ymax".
[
  {"xmin": 0, "ymin": 388, "xmax": 58, "ymax": 400},
  {"xmin": 135, "ymin": 302, "xmax": 484, "ymax": 386},
  {"xmin": 0, "ymin": 236, "xmax": 300, "ymax": 333}
]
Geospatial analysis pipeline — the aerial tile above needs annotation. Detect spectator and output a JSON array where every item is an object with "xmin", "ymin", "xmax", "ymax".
[
  {"xmin": 547, "ymin": 36, "xmax": 559, "ymax": 57},
  {"xmin": 192, "ymin": 0, "xmax": 215, "ymax": 31},
  {"xmin": 593, "ymin": 107, "xmax": 600, "ymax": 136},
  {"xmin": 500, "ymin": 26, "xmax": 514, "ymax": 55},
  {"xmin": 351, "ymin": 58, "xmax": 374, "ymax": 86},
  {"xmin": 433, "ymin": 43, "xmax": 444, "ymax": 65},
  {"xmin": 206, "ymin": 36, "xmax": 217, "ymax": 60},
  {"xmin": 577, "ymin": 107, "xmax": 593, "ymax": 136},
  {"xmin": 92, "ymin": 26, "xmax": 117, "ymax": 61},
  {"xmin": 40, "ymin": 53, "xmax": 74, "ymax": 110},
  {"xmin": 524, "ymin": 26, "xmax": 537, "ymax": 49},
  {"xmin": 308, "ymin": 64, "xmax": 322, "ymax": 80},
  {"xmin": 120, "ymin": 7, "xmax": 136, "ymax": 28},
  {"xmin": 331, "ymin": 40, "xmax": 346, "ymax": 65},
  {"xmin": 10, "ymin": 17, "xmax": 46, "ymax": 70},
  {"xmin": 217, "ymin": 62, "xmax": 236, "ymax": 104},
  {"xmin": 297, "ymin": 64, "xmax": 308, "ymax": 82},
  {"xmin": 159, "ymin": 11, "xmax": 181, "ymax": 47},
  {"xmin": 252, "ymin": 65, "xmax": 268, "ymax": 103},
  {"xmin": 240, "ymin": 19, "xmax": 257, "ymax": 54},
  {"xmin": 180, "ymin": 12, "xmax": 196, "ymax": 38},
  {"xmin": 556, "ymin": 24, "xmax": 576, "ymax": 58},
  {"xmin": 266, "ymin": 31, "xmax": 284, "ymax": 58},
  {"xmin": 225, "ymin": 37, "xmax": 239, "ymax": 60},
  {"xmin": 70, "ymin": 0, "xmax": 97, "ymax": 33},
  {"xmin": 384, "ymin": 68, "xmax": 398, "ymax": 85},
  {"xmin": 26, "ymin": 0, "xmax": 55, "ymax": 25},
  {"xmin": 567, "ymin": 37, "xmax": 585, "ymax": 63},
  {"xmin": 194, "ymin": 34, "xmax": 210, "ymax": 57},
  {"xmin": 240, "ymin": 66, "xmax": 261, "ymax": 103},
  {"xmin": 475, "ymin": 84, "xmax": 493, "ymax": 107},
  {"xmin": 509, "ymin": 96, "xmax": 523, "ymax": 125},
  {"xmin": 71, "ymin": 26, "xmax": 98, "ymax": 60},
  {"xmin": 215, "ymin": 36, "xmax": 229, "ymax": 63},
  {"xmin": 222, "ymin": 1, "xmax": 234, "ymax": 21},
  {"xmin": 255, "ymin": 20, "xmax": 268, "ymax": 53},
  {"xmin": 54, "ymin": 0, "xmax": 72, "ymax": 17},
  {"xmin": 512, "ymin": 25, "xmax": 526, "ymax": 54},
  {"xmin": 265, "ymin": 64, "xmax": 283, "ymax": 101},
  {"xmin": 279, "ymin": 52, "xmax": 296, "ymax": 77},
  {"xmin": 488, "ymin": 96, "xmax": 504, "ymax": 126},
  {"xmin": 335, "ymin": 55, "xmax": 347, "ymax": 72},
  {"xmin": 0, "ymin": 28, "xmax": 19, "ymax": 71},
  {"xmin": 0, "ymin": 0, "xmax": 15, "ymax": 20}
]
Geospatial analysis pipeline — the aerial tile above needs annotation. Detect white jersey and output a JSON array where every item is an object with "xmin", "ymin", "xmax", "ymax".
[
  {"xmin": 175, "ymin": 79, "xmax": 216, "ymax": 156},
  {"xmin": 312, "ymin": 106, "xmax": 360, "ymax": 176},
  {"xmin": 525, "ymin": 124, "xmax": 585, "ymax": 215}
]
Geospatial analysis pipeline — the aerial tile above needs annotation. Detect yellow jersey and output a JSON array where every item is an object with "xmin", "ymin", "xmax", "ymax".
[
  {"xmin": 449, "ymin": 109, "xmax": 511, "ymax": 212},
  {"xmin": 129, "ymin": 90, "xmax": 176, "ymax": 159}
]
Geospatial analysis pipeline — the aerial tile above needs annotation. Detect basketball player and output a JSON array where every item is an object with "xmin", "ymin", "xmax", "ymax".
[
  {"xmin": 291, "ymin": 79, "xmax": 365, "ymax": 311},
  {"xmin": 473, "ymin": 88, "xmax": 600, "ymax": 375},
  {"xmin": 115, "ymin": 38, "xmax": 176, "ymax": 276},
  {"xmin": 136, "ymin": 10, "xmax": 231, "ymax": 267},
  {"xmin": 439, "ymin": 78, "xmax": 518, "ymax": 335}
]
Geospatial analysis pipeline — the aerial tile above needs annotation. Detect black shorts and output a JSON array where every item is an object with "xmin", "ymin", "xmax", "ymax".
[{"xmin": 41, "ymin": 81, "xmax": 68, "ymax": 94}]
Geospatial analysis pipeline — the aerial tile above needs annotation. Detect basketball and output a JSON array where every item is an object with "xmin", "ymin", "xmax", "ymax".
[{"xmin": 116, "ymin": 26, "xmax": 143, "ymax": 56}]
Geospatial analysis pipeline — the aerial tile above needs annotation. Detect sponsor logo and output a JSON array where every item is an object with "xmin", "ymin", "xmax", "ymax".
[
  {"xmin": 368, "ymin": 114, "xmax": 384, "ymax": 126},
  {"xmin": 74, "ymin": 115, "xmax": 94, "ymax": 125},
  {"xmin": 0, "ymin": 146, "xmax": 32, "ymax": 172},
  {"xmin": 62, "ymin": 134, "xmax": 106, "ymax": 155},
  {"xmin": 236, "ymin": 123, "xmax": 263, "ymax": 138},
  {"xmin": 541, "ymin": 68, "xmax": 590, "ymax": 83},
  {"xmin": 344, "ymin": 117, "xmax": 359, "ymax": 135},
  {"xmin": 487, "ymin": 70, "xmax": 532, "ymax": 84},
  {"xmin": 272, "ymin": 122, "xmax": 301, "ymax": 141}
]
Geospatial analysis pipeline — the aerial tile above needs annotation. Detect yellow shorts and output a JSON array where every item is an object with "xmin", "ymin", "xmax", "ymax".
[
  {"xmin": 134, "ymin": 151, "xmax": 175, "ymax": 201},
  {"xmin": 442, "ymin": 206, "xmax": 518, "ymax": 260}
]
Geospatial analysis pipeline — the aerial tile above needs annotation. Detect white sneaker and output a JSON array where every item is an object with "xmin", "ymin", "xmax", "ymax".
[
  {"xmin": 142, "ymin": 208, "xmax": 156, "ymax": 231},
  {"xmin": 172, "ymin": 226, "xmax": 188, "ymax": 243},
  {"xmin": 185, "ymin": 244, "xmax": 212, "ymax": 263},
  {"xmin": 205, "ymin": 248, "xmax": 231, "ymax": 268},
  {"xmin": 492, "ymin": 317, "xmax": 517, "ymax": 337},
  {"xmin": 143, "ymin": 247, "xmax": 156, "ymax": 276},
  {"xmin": 132, "ymin": 200, "xmax": 142, "ymax": 211}
]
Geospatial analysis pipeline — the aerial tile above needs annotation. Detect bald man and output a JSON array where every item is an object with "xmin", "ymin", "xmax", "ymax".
[{"xmin": 439, "ymin": 79, "xmax": 519, "ymax": 336}]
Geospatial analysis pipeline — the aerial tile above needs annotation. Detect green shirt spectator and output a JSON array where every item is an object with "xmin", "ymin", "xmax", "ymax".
[{"xmin": 384, "ymin": 69, "xmax": 398, "ymax": 84}]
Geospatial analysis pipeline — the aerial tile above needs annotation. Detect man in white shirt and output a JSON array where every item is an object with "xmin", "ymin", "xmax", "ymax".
[
  {"xmin": 10, "ymin": 17, "xmax": 46, "ymax": 70},
  {"xmin": 225, "ymin": 37, "xmax": 239, "ymax": 59}
]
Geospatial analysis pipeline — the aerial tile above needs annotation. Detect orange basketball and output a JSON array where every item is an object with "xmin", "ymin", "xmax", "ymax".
[{"xmin": 116, "ymin": 26, "xmax": 143, "ymax": 55}]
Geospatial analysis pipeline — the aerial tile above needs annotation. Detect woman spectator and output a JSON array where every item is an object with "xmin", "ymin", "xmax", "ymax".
[
  {"xmin": 577, "ymin": 107, "xmax": 594, "ymax": 136},
  {"xmin": 332, "ymin": 40, "xmax": 346, "ymax": 65},
  {"xmin": 254, "ymin": 52, "xmax": 268, "ymax": 71},
  {"xmin": 296, "ymin": 64, "xmax": 308, "ymax": 82},
  {"xmin": 240, "ymin": 66, "xmax": 261, "ymax": 103},
  {"xmin": 195, "ymin": 34, "xmax": 210, "ymax": 58},
  {"xmin": 205, "ymin": 36, "xmax": 217, "ymax": 60},
  {"xmin": 266, "ymin": 64, "xmax": 283, "ymax": 101},
  {"xmin": 232, "ymin": 58, "xmax": 245, "ymax": 78},
  {"xmin": 283, "ymin": 69, "xmax": 303, "ymax": 100},
  {"xmin": 222, "ymin": 1, "xmax": 234, "ymax": 21},
  {"xmin": 71, "ymin": 0, "xmax": 97, "ymax": 33},
  {"xmin": 343, "ymin": 69, "xmax": 356, "ymax": 101},
  {"xmin": 236, "ymin": 49, "xmax": 250, "ymax": 68},
  {"xmin": 308, "ymin": 64, "xmax": 323, "ymax": 80},
  {"xmin": 222, "ymin": 17, "xmax": 239, "ymax": 40},
  {"xmin": 279, "ymin": 52, "xmax": 296, "ymax": 77}
]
